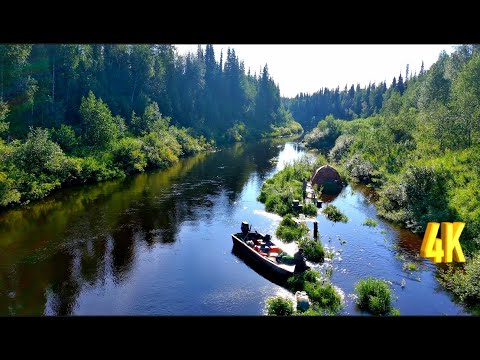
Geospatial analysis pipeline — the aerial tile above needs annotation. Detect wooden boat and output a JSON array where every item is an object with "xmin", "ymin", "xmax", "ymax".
[{"xmin": 231, "ymin": 222, "xmax": 295, "ymax": 281}]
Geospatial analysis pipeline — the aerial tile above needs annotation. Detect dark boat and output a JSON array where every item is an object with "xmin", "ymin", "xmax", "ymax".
[{"xmin": 231, "ymin": 222, "xmax": 295, "ymax": 282}]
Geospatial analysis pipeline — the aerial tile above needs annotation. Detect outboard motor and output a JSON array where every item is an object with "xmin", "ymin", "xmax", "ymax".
[{"xmin": 241, "ymin": 222, "xmax": 249, "ymax": 235}]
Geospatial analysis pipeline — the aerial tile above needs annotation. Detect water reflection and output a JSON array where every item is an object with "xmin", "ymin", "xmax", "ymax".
[
  {"xmin": 0, "ymin": 137, "xmax": 299, "ymax": 315},
  {"xmin": 0, "ymin": 135, "xmax": 470, "ymax": 315}
]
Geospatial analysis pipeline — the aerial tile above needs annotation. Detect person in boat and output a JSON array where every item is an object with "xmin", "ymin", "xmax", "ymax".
[{"xmin": 294, "ymin": 247, "xmax": 310, "ymax": 274}]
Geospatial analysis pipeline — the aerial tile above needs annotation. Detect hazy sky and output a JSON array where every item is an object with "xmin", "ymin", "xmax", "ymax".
[{"xmin": 175, "ymin": 45, "xmax": 455, "ymax": 98}]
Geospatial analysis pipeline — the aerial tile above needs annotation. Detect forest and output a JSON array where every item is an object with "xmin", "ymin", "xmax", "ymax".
[
  {"xmin": 289, "ymin": 45, "xmax": 480, "ymax": 308},
  {"xmin": 0, "ymin": 44, "xmax": 301, "ymax": 208}
]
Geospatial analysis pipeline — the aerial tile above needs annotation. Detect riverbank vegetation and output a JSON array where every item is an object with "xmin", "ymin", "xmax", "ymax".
[
  {"xmin": 288, "ymin": 45, "xmax": 480, "ymax": 309},
  {"xmin": 355, "ymin": 277, "xmax": 398, "ymax": 315},
  {"xmin": 323, "ymin": 204, "xmax": 348, "ymax": 223},
  {"xmin": 275, "ymin": 214, "xmax": 309, "ymax": 242},
  {"xmin": 0, "ymin": 44, "xmax": 301, "ymax": 210},
  {"xmin": 257, "ymin": 157, "xmax": 326, "ymax": 217},
  {"xmin": 265, "ymin": 270, "xmax": 342, "ymax": 316}
]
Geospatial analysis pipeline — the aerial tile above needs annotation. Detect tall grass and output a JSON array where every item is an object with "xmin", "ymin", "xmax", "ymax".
[
  {"xmin": 354, "ymin": 277, "xmax": 395, "ymax": 315},
  {"xmin": 266, "ymin": 296, "xmax": 294, "ymax": 316},
  {"xmin": 275, "ymin": 214, "xmax": 309, "ymax": 242},
  {"xmin": 323, "ymin": 204, "xmax": 348, "ymax": 223},
  {"xmin": 298, "ymin": 238, "xmax": 325, "ymax": 263}
]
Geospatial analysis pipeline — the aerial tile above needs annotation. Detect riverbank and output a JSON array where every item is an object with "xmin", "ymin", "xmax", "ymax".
[{"xmin": 0, "ymin": 140, "xmax": 469, "ymax": 315}]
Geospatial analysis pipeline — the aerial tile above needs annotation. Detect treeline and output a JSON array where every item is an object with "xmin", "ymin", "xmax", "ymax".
[
  {"xmin": 0, "ymin": 44, "xmax": 300, "ymax": 143},
  {"xmin": 0, "ymin": 44, "xmax": 301, "ymax": 209},
  {"xmin": 300, "ymin": 45, "xmax": 480, "ymax": 307},
  {"xmin": 284, "ymin": 62, "xmax": 425, "ymax": 130}
]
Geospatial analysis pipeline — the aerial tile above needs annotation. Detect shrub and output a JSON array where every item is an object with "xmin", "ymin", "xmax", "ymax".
[
  {"xmin": 298, "ymin": 238, "xmax": 325, "ymax": 263},
  {"xmin": 329, "ymin": 134, "xmax": 354, "ymax": 162},
  {"xmin": 345, "ymin": 154, "xmax": 376, "ymax": 184},
  {"xmin": 302, "ymin": 202, "xmax": 318, "ymax": 216},
  {"xmin": 276, "ymin": 214, "xmax": 309, "ymax": 242},
  {"xmin": 51, "ymin": 124, "xmax": 79, "ymax": 153},
  {"xmin": 286, "ymin": 270, "xmax": 320, "ymax": 292},
  {"xmin": 304, "ymin": 281, "xmax": 342, "ymax": 313},
  {"xmin": 438, "ymin": 253, "xmax": 480, "ymax": 305},
  {"xmin": 363, "ymin": 218, "xmax": 378, "ymax": 227},
  {"xmin": 323, "ymin": 204, "xmax": 348, "ymax": 223},
  {"xmin": 111, "ymin": 138, "xmax": 147, "ymax": 174},
  {"xmin": 355, "ymin": 277, "xmax": 393, "ymax": 315},
  {"xmin": 266, "ymin": 296, "xmax": 294, "ymax": 316}
]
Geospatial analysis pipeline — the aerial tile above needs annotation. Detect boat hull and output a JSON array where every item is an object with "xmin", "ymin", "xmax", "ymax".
[{"xmin": 231, "ymin": 233, "xmax": 294, "ymax": 282}]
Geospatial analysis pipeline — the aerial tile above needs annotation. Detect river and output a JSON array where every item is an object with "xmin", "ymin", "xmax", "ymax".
[{"xmin": 0, "ymin": 138, "xmax": 469, "ymax": 315}]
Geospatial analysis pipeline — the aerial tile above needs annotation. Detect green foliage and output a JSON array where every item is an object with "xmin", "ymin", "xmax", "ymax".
[
  {"xmin": 276, "ymin": 214, "xmax": 309, "ymax": 242},
  {"xmin": 302, "ymin": 202, "xmax": 319, "ymax": 216},
  {"xmin": 355, "ymin": 277, "xmax": 393, "ymax": 315},
  {"xmin": 329, "ymin": 134, "xmax": 354, "ymax": 162},
  {"xmin": 286, "ymin": 270, "xmax": 341, "ymax": 314},
  {"xmin": 79, "ymin": 91, "xmax": 119, "ymax": 147},
  {"xmin": 403, "ymin": 262, "xmax": 419, "ymax": 272},
  {"xmin": 345, "ymin": 154, "xmax": 376, "ymax": 184},
  {"xmin": 298, "ymin": 238, "xmax": 325, "ymax": 263},
  {"xmin": 265, "ymin": 296, "xmax": 294, "ymax": 316},
  {"xmin": 363, "ymin": 218, "xmax": 378, "ymax": 227},
  {"xmin": 258, "ymin": 158, "xmax": 317, "ymax": 216},
  {"xmin": 268, "ymin": 110, "xmax": 303, "ymax": 138},
  {"xmin": 78, "ymin": 156, "xmax": 122, "ymax": 183},
  {"xmin": 225, "ymin": 121, "xmax": 247, "ymax": 143},
  {"xmin": 304, "ymin": 115, "xmax": 341, "ymax": 151},
  {"xmin": 286, "ymin": 270, "xmax": 320, "ymax": 292},
  {"xmin": 51, "ymin": 124, "xmax": 79, "ymax": 153},
  {"xmin": 169, "ymin": 127, "xmax": 204, "ymax": 155},
  {"xmin": 111, "ymin": 137, "xmax": 147, "ymax": 174},
  {"xmin": 438, "ymin": 254, "xmax": 480, "ymax": 305},
  {"xmin": 323, "ymin": 204, "xmax": 348, "ymax": 223},
  {"xmin": 304, "ymin": 281, "xmax": 342, "ymax": 313}
]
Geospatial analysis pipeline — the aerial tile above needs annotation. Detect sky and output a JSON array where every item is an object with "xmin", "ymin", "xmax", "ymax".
[{"xmin": 175, "ymin": 45, "xmax": 455, "ymax": 98}]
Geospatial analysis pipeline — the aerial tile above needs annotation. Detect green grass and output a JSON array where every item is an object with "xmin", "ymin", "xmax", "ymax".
[
  {"xmin": 286, "ymin": 270, "xmax": 342, "ymax": 315},
  {"xmin": 354, "ymin": 277, "xmax": 394, "ymax": 315},
  {"xmin": 298, "ymin": 238, "xmax": 325, "ymax": 263},
  {"xmin": 323, "ymin": 204, "xmax": 348, "ymax": 223},
  {"xmin": 363, "ymin": 218, "xmax": 378, "ymax": 227},
  {"xmin": 257, "ymin": 157, "xmax": 328, "ymax": 217},
  {"xmin": 403, "ymin": 262, "xmax": 419, "ymax": 272},
  {"xmin": 275, "ymin": 214, "xmax": 309, "ymax": 242},
  {"xmin": 438, "ymin": 253, "xmax": 480, "ymax": 305},
  {"xmin": 265, "ymin": 296, "xmax": 294, "ymax": 316}
]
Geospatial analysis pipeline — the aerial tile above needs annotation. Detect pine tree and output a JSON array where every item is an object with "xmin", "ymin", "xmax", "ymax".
[{"xmin": 397, "ymin": 72, "xmax": 404, "ymax": 95}]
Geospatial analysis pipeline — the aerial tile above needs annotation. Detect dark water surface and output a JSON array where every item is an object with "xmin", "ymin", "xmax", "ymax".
[{"xmin": 0, "ymin": 139, "xmax": 469, "ymax": 315}]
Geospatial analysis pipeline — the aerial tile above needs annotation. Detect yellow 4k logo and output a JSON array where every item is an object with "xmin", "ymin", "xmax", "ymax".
[{"xmin": 420, "ymin": 222, "xmax": 465, "ymax": 263}]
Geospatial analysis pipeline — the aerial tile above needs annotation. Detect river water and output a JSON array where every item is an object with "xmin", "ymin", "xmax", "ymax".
[{"xmin": 0, "ymin": 138, "xmax": 469, "ymax": 315}]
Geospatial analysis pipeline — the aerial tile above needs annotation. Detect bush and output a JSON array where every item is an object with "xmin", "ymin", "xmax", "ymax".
[
  {"xmin": 142, "ymin": 132, "xmax": 181, "ymax": 168},
  {"xmin": 438, "ymin": 253, "xmax": 480, "ymax": 305},
  {"xmin": 111, "ymin": 137, "xmax": 147, "ymax": 174},
  {"xmin": 302, "ymin": 202, "xmax": 318, "ymax": 216},
  {"xmin": 276, "ymin": 214, "xmax": 309, "ymax": 242},
  {"xmin": 377, "ymin": 164, "xmax": 452, "ymax": 233},
  {"xmin": 304, "ymin": 115, "xmax": 341, "ymax": 151},
  {"xmin": 51, "ymin": 124, "xmax": 79, "ymax": 153},
  {"xmin": 298, "ymin": 238, "xmax": 325, "ymax": 263},
  {"xmin": 304, "ymin": 281, "xmax": 342, "ymax": 313},
  {"xmin": 345, "ymin": 154, "xmax": 376, "ymax": 184},
  {"xmin": 355, "ymin": 277, "xmax": 393, "ymax": 315},
  {"xmin": 329, "ymin": 134, "xmax": 354, "ymax": 162},
  {"xmin": 79, "ymin": 157, "xmax": 122, "ymax": 183},
  {"xmin": 266, "ymin": 296, "xmax": 294, "ymax": 316},
  {"xmin": 323, "ymin": 204, "xmax": 348, "ymax": 223},
  {"xmin": 363, "ymin": 218, "xmax": 378, "ymax": 227},
  {"xmin": 286, "ymin": 270, "xmax": 320, "ymax": 292}
]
